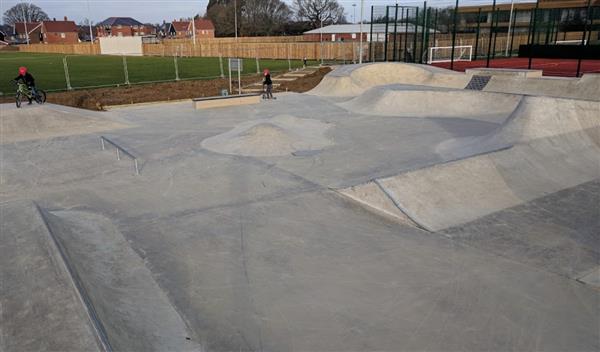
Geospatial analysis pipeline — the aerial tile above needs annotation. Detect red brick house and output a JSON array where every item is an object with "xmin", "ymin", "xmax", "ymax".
[
  {"xmin": 14, "ymin": 18, "xmax": 79, "ymax": 44},
  {"xmin": 169, "ymin": 20, "xmax": 191, "ymax": 38},
  {"xmin": 13, "ymin": 22, "xmax": 43, "ymax": 43},
  {"xmin": 41, "ymin": 19, "xmax": 78, "ymax": 44},
  {"xmin": 96, "ymin": 17, "xmax": 155, "ymax": 37},
  {"xmin": 193, "ymin": 19, "xmax": 215, "ymax": 39},
  {"xmin": 166, "ymin": 19, "xmax": 215, "ymax": 39}
]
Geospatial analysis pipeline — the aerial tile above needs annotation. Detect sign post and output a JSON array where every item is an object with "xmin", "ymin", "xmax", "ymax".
[{"xmin": 228, "ymin": 58, "xmax": 243, "ymax": 95}]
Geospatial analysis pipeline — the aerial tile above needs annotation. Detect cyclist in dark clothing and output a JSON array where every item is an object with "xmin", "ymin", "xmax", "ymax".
[
  {"xmin": 263, "ymin": 69, "xmax": 274, "ymax": 100},
  {"xmin": 14, "ymin": 66, "xmax": 36, "ymax": 104}
]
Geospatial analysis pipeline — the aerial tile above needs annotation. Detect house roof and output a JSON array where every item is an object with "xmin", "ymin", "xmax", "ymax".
[
  {"xmin": 304, "ymin": 23, "xmax": 435, "ymax": 35},
  {"xmin": 97, "ymin": 17, "xmax": 144, "ymax": 27},
  {"xmin": 13, "ymin": 22, "xmax": 42, "ymax": 34},
  {"xmin": 171, "ymin": 21, "xmax": 190, "ymax": 32},
  {"xmin": 43, "ymin": 20, "xmax": 77, "ymax": 33},
  {"xmin": 193, "ymin": 19, "xmax": 214, "ymax": 30}
]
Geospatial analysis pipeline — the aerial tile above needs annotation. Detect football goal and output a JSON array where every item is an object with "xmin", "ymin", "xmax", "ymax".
[{"xmin": 428, "ymin": 45, "xmax": 473, "ymax": 64}]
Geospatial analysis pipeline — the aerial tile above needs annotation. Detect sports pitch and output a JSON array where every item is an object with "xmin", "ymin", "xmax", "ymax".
[{"xmin": 0, "ymin": 52, "xmax": 309, "ymax": 95}]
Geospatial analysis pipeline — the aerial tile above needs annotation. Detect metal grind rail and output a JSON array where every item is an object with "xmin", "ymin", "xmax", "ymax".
[{"xmin": 100, "ymin": 136, "xmax": 140, "ymax": 175}]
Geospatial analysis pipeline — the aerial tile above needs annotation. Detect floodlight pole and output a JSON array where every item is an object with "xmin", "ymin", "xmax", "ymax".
[
  {"xmin": 87, "ymin": 0, "xmax": 94, "ymax": 44},
  {"xmin": 505, "ymin": 0, "xmax": 515, "ymax": 57},
  {"xmin": 234, "ymin": 0, "xmax": 238, "ymax": 39},
  {"xmin": 22, "ymin": 6, "xmax": 30, "ymax": 45},
  {"xmin": 192, "ymin": 17, "xmax": 197, "ymax": 46},
  {"xmin": 359, "ymin": 0, "xmax": 364, "ymax": 63}
]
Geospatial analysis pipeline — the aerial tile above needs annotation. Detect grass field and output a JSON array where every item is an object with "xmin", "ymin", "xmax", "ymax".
[{"xmin": 0, "ymin": 52, "xmax": 313, "ymax": 95}]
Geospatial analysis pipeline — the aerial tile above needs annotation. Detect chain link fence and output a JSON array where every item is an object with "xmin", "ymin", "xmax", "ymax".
[
  {"xmin": 369, "ymin": 0, "xmax": 600, "ymax": 77},
  {"xmin": 0, "ymin": 53, "xmax": 322, "ymax": 96}
]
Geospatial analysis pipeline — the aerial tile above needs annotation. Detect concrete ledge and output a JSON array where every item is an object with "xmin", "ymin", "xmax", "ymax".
[
  {"xmin": 193, "ymin": 93, "xmax": 261, "ymax": 109},
  {"xmin": 466, "ymin": 68, "xmax": 543, "ymax": 78}
]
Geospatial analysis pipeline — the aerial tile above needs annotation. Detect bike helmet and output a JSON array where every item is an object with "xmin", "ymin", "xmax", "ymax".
[
  {"xmin": 263, "ymin": 69, "xmax": 270, "ymax": 76},
  {"xmin": 19, "ymin": 67, "xmax": 27, "ymax": 75}
]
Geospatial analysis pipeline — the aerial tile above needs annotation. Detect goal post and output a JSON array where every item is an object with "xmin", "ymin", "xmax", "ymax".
[{"xmin": 428, "ymin": 45, "xmax": 473, "ymax": 64}]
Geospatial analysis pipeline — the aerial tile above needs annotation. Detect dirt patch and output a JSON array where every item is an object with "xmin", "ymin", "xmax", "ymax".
[
  {"xmin": 276, "ymin": 67, "xmax": 332, "ymax": 93},
  {"xmin": 0, "ymin": 67, "xmax": 331, "ymax": 110}
]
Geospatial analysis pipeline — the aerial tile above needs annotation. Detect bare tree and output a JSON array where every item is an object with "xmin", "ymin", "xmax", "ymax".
[
  {"xmin": 293, "ymin": 0, "xmax": 346, "ymax": 29},
  {"xmin": 243, "ymin": 0, "xmax": 291, "ymax": 36},
  {"xmin": 3, "ymin": 2, "xmax": 49, "ymax": 25}
]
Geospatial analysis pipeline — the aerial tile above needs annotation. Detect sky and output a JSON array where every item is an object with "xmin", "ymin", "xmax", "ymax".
[{"xmin": 0, "ymin": 0, "xmax": 526, "ymax": 25}]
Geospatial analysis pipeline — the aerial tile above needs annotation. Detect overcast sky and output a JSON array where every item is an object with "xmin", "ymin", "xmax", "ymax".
[{"xmin": 0, "ymin": 0, "xmax": 523, "ymax": 25}]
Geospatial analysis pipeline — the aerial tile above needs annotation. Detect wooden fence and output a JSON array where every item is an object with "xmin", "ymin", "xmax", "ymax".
[{"xmin": 143, "ymin": 40, "xmax": 368, "ymax": 60}]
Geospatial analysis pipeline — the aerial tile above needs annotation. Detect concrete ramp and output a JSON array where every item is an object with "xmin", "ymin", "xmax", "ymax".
[
  {"xmin": 339, "ymin": 96, "xmax": 600, "ymax": 231},
  {"xmin": 338, "ymin": 85, "xmax": 521, "ymax": 122},
  {"xmin": 310, "ymin": 63, "xmax": 470, "ymax": 97},
  {"xmin": 0, "ymin": 104, "xmax": 130, "ymax": 144},
  {"xmin": 43, "ymin": 209, "xmax": 202, "ymax": 352},
  {"xmin": 0, "ymin": 201, "xmax": 102, "ymax": 351},
  {"xmin": 437, "ymin": 95, "xmax": 600, "ymax": 158},
  {"xmin": 483, "ymin": 73, "xmax": 600, "ymax": 101}
]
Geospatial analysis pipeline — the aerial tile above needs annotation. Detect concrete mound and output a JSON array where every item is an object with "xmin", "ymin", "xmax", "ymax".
[
  {"xmin": 1, "ymin": 104, "xmax": 130, "ymax": 144},
  {"xmin": 338, "ymin": 85, "xmax": 522, "ymax": 122},
  {"xmin": 340, "ymin": 96, "xmax": 600, "ymax": 231},
  {"xmin": 201, "ymin": 114, "xmax": 333, "ymax": 157},
  {"xmin": 309, "ymin": 63, "xmax": 470, "ymax": 97},
  {"xmin": 483, "ymin": 73, "xmax": 600, "ymax": 101}
]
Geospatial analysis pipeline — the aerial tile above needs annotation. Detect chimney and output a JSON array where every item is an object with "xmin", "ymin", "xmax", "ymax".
[{"xmin": 64, "ymin": 16, "xmax": 68, "ymax": 21}]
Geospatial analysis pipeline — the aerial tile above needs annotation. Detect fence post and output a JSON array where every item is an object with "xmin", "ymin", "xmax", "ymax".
[
  {"xmin": 174, "ymin": 55, "xmax": 180, "ymax": 81},
  {"xmin": 486, "ymin": 0, "xmax": 497, "ymax": 68},
  {"xmin": 369, "ymin": 5, "xmax": 374, "ymax": 61},
  {"xmin": 528, "ymin": 0, "xmax": 540, "ymax": 69},
  {"xmin": 473, "ymin": 8, "xmax": 481, "ymax": 60},
  {"xmin": 404, "ymin": 10, "xmax": 410, "ymax": 62},
  {"xmin": 256, "ymin": 56, "xmax": 260, "ymax": 74},
  {"xmin": 576, "ymin": 0, "xmax": 592, "ymax": 77},
  {"xmin": 393, "ymin": 5, "xmax": 399, "ymax": 61},
  {"xmin": 288, "ymin": 43, "xmax": 292, "ymax": 71},
  {"xmin": 122, "ymin": 55, "xmax": 130, "ymax": 85},
  {"xmin": 450, "ymin": 0, "xmax": 459, "ymax": 70},
  {"xmin": 413, "ymin": 6, "xmax": 419, "ymax": 63},
  {"xmin": 219, "ymin": 54, "xmax": 225, "ymax": 78},
  {"xmin": 421, "ymin": 2, "xmax": 428, "ymax": 64},
  {"xmin": 509, "ymin": 9, "xmax": 517, "ymax": 57},
  {"xmin": 384, "ymin": 6, "xmax": 390, "ymax": 61},
  {"xmin": 62, "ymin": 56, "xmax": 72, "ymax": 90}
]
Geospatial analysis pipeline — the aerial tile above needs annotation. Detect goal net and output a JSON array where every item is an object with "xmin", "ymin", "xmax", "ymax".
[{"xmin": 428, "ymin": 45, "xmax": 473, "ymax": 64}]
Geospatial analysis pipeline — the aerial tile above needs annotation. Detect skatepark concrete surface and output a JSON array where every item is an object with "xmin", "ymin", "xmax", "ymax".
[{"xmin": 1, "ymin": 62, "xmax": 598, "ymax": 351}]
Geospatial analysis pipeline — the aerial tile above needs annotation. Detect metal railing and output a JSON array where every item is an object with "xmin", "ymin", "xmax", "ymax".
[{"xmin": 100, "ymin": 136, "xmax": 139, "ymax": 175}]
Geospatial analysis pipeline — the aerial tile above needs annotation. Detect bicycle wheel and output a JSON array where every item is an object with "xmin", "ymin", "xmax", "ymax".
[
  {"xmin": 15, "ymin": 93, "xmax": 22, "ymax": 108},
  {"xmin": 35, "ymin": 90, "xmax": 47, "ymax": 104}
]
